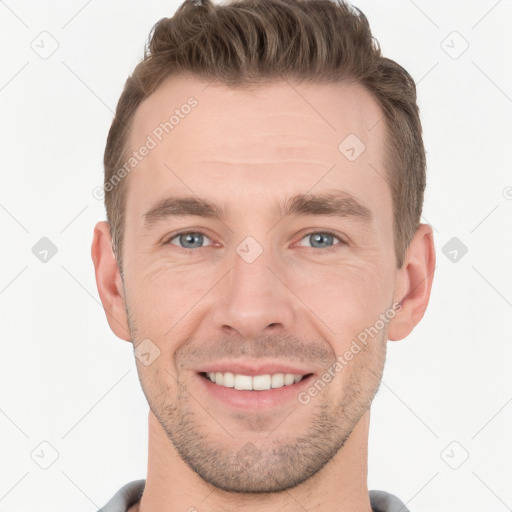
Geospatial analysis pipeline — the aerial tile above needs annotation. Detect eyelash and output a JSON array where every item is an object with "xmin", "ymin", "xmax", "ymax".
[{"xmin": 163, "ymin": 229, "xmax": 347, "ymax": 255}]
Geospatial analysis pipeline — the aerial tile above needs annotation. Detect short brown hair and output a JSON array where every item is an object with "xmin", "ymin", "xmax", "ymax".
[{"xmin": 103, "ymin": 0, "xmax": 426, "ymax": 272}]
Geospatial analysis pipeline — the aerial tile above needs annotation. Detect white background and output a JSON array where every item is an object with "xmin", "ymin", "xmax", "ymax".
[{"xmin": 1, "ymin": 1, "xmax": 511, "ymax": 511}]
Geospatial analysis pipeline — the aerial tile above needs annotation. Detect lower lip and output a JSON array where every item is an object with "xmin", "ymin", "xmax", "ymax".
[{"xmin": 196, "ymin": 372, "xmax": 314, "ymax": 411}]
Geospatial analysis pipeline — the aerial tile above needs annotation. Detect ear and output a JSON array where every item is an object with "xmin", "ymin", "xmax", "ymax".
[
  {"xmin": 387, "ymin": 223, "xmax": 436, "ymax": 341},
  {"xmin": 91, "ymin": 221, "xmax": 131, "ymax": 342}
]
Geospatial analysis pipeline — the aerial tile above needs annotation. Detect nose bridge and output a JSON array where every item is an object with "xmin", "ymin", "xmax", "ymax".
[{"xmin": 212, "ymin": 240, "xmax": 295, "ymax": 338}]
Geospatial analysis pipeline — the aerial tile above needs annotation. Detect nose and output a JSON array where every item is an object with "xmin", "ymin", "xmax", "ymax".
[{"xmin": 212, "ymin": 247, "xmax": 296, "ymax": 339}]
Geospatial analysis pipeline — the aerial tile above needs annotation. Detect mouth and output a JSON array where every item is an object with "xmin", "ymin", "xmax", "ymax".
[
  {"xmin": 199, "ymin": 371, "xmax": 313, "ymax": 391},
  {"xmin": 196, "ymin": 370, "xmax": 315, "ymax": 410}
]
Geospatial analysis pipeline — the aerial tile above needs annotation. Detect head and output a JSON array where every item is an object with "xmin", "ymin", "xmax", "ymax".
[{"xmin": 92, "ymin": 0, "xmax": 435, "ymax": 495}]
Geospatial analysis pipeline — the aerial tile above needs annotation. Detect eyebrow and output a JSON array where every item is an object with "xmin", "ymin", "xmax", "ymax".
[{"xmin": 142, "ymin": 191, "xmax": 373, "ymax": 229}]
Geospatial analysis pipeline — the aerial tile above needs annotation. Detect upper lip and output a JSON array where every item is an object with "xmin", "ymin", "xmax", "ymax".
[{"xmin": 196, "ymin": 361, "xmax": 314, "ymax": 377}]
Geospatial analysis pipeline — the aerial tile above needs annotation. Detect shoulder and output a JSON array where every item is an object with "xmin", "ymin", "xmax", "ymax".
[{"xmin": 369, "ymin": 489, "xmax": 411, "ymax": 512}]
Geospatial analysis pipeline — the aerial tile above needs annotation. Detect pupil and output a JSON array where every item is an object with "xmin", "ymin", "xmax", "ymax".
[
  {"xmin": 182, "ymin": 233, "xmax": 202, "ymax": 248},
  {"xmin": 312, "ymin": 233, "xmax": 332, "ymax": 248}
]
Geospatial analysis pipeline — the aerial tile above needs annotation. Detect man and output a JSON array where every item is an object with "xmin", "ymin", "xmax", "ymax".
[{"xmin": 91, "ymin": 0, "xmax": 435, "ymax": 510}]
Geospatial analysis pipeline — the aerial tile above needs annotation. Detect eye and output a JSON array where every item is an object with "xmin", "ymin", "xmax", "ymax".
[
  {"xmin": 163, "ymin": 229, "xmax": 346, "ymax": 254},
  {"xmin": 166, "ymin": 231, "xmax": 214, "ymax": 251},
  {"xmin": 296, "ymin": 230, "xmax": 346, "ymax": 250}
]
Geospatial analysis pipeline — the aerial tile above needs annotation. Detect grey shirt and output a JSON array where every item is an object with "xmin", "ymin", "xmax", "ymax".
[{"xmin": 98, "ymin": 479, "xmax": 411, "ymax": 512}]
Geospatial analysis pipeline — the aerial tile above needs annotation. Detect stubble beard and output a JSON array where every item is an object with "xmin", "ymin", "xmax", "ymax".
[{"xmin": 129, "ymin": 319, "xmax": 388, "ymax": 494}]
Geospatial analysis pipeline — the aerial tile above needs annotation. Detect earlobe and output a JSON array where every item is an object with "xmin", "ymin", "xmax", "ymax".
[
  {"xmin": 91, "ymin": 221, "xmax": 131, "ymax": 342},
  {"xmin": 387, "ymin": 223, "xmax": 436, "ymax": 341}
]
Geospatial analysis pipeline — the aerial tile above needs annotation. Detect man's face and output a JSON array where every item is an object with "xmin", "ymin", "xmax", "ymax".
[{"xmin": 120, "ymin": 75, "xmax": 398, "ymax": 492}]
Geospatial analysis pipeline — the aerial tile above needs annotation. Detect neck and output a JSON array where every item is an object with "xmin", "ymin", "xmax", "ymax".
[{"xmin": 135, "ymin": 410, "xmax": 373, "ymax": 512}]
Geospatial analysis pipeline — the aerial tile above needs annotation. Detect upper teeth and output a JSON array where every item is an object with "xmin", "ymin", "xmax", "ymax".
[{"xmin": 206, "ymin": 372, "xmax": 304, "ymax": 391}]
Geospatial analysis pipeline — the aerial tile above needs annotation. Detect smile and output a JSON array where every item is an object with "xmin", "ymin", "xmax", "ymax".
[{"xmin": 202, "ymin": 371, "xmax": 310, "ymax": 391}]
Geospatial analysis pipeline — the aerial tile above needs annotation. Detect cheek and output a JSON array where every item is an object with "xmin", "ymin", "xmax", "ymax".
[
  {"xmin": 289, "ymin": 256, "xmax": 393, "ymax": 344},
  {"xmin": 126, "ymin": 260, "xmax": 217, "ymax": 338}
]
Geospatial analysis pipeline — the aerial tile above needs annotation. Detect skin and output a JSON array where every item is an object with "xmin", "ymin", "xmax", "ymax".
[{"xmin": 91, "ymin": 74, "xmax": 435, "ymax": 512}]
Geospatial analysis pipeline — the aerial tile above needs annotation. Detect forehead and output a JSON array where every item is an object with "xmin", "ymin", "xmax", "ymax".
[
  {"xmin": 124, "ymin": 74, "xmax": 391, "ymax": 227},
  {"xmin": 129, "ymin": 74, "xmax": 385, "ymax": 162}
]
